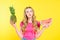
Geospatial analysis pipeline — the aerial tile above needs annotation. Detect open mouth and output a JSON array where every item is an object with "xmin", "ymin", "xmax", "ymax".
[{"xmin": 29, "ymin": 14, "xmax": 31, "ymax": 16}]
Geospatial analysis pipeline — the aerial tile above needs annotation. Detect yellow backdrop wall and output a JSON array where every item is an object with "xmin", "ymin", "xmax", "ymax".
[{"xmin": 0, "ymin": 0, "xmax": 60, "ymax": 40}]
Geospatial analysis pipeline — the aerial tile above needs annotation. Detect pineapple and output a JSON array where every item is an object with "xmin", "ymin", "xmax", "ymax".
[{"xmin": 9, "ymin": 6, "xmax": 17, "ymax": 24}]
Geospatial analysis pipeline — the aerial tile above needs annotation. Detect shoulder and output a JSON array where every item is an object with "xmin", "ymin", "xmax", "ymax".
[{"xmin": 36, "ymin": 21, "xmax": 41, "ymax": 28}]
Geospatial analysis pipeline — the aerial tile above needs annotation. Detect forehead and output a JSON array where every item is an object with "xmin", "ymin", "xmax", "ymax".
[{"xmin": 25, "ymin": 8, "xmax": 33, "ymax": 11}]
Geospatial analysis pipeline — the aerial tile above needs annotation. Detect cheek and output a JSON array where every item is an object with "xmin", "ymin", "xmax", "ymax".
[
  {"xmin": 30, "ymin": 12, "xmax": 33, "ymax": 16},
  {"xmin": 26, "ymin": 13, "xmax": 29, "ymax": 17}
]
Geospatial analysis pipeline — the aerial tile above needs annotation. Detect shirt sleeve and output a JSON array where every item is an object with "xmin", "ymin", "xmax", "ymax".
[
  {"xmin": 20, "ymin": 21, "xmax": 24, "ymax": 27},
  {"xmin": 37, "ymin": 21, "xmax": 40, "ymax": 28}
]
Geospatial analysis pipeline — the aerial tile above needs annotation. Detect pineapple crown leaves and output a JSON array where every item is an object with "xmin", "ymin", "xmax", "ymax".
[{"xmin": 9, "ymin": 6, "xmax": 15, "ymax": 15}]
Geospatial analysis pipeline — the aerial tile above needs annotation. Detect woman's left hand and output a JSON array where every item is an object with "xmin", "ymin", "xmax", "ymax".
[
  {"xmin": 42, "ymin": 23, "xmax": 50, "ymax": 28},
  {"xmin": 42, "ymin": 18, "xmax": 52, "ymax": 28}
]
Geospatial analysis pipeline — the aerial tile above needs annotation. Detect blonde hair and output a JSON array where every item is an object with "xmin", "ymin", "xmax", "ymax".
[{"xmin": 21, "ymin": 7, "xmax": 39, "ymax": 33}]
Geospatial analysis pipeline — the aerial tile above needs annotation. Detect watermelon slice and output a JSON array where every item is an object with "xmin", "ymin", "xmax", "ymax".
[{"xmin": 41, "ymin": 18, "xmax": 52, "ymax": 28}]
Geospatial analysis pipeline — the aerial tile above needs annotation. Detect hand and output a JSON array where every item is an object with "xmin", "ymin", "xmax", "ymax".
[
  {"xmin": 42, "ymin": 24, "xmax": 50, "ymax": 28},
  {"xmin": 10, "ymin": 20, "xmax": 16, "ymax": 28},
  {"xmin": 42, "ymin": 18, "xmax": 52, "ymax": 28}
]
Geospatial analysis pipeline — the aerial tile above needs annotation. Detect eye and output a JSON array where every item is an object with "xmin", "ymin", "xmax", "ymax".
[
  {"xmin": 30, "ymin": 9, "xmax": 33, "ymax": 12},
  {"xmin": 26, "ymin": 11, "xmax": 29, "ymax": 13},
  {"xmin": 30, "ymin": 10, "xmax": 33, "ymax": 12}
]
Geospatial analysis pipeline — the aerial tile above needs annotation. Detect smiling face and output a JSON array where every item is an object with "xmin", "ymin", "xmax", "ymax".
[{"xmin": 25, "ymin": 8, "xmax": 34, "ymax": 18}]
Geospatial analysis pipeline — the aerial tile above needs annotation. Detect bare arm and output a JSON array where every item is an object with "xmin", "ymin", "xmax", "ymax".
[
  {"xmin": 36, "ymin": 27, "xmax": 45, "ymax": 38},
  {"xmin": 10, "ymin": 21, "xmax": 23, "ymax": 38},
  {"xmin": 13, "ymin": 24, "xmax": 23, "ymax": 38},
  {"xmin": 36, "ymin": 18, "xmax": 52, "ymax": 38}
]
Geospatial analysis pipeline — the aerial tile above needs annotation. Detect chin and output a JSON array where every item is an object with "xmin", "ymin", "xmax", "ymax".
[{"xmin": 28, "ymin": 16, "xmax": 32, "ymax": 18}]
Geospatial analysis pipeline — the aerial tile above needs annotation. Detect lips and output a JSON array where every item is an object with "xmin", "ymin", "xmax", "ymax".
[{"xmin": 29, "ymin": 14, "xmax": 31, "ymax": 16}]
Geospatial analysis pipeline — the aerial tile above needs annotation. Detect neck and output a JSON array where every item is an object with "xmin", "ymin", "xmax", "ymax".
[{"xmin": 28, "ymin": 17, "xmax": 32, "ymax": 23}]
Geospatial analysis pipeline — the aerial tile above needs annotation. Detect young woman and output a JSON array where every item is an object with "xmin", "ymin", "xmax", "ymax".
[{"xmin": 10, "ymin": 7, "xmax": 52, "ymax": 40}]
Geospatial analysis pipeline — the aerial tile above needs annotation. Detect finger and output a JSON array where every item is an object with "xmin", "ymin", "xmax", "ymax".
[{"xmin": 10, "ymin": 20, "xmax": 14, "ymax": 26}]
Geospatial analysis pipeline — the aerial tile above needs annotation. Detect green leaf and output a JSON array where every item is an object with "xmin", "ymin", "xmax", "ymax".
[{"xmin": 9, "ymin": 6, "xmax": 15, "ymax": 15}]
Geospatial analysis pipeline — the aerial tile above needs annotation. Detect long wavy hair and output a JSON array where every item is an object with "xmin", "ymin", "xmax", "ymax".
[{"xmin": 21, "ymin": 7, "xmax": 39, "ymax": 33}]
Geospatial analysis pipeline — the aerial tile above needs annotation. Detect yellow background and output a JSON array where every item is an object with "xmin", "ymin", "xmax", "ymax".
[{"xmin": 0, "ymin": 0, "xmax": 60, "ymax": 40}]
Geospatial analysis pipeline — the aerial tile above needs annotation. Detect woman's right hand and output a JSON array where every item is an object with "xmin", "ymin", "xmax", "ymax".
[
  {"xmin": 10, "ymin": 20, "xmax": 23, "ymax": 38},
  {"xmin": 10, "ymin": 20, "xmax": 16, "ymax": 29}
]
